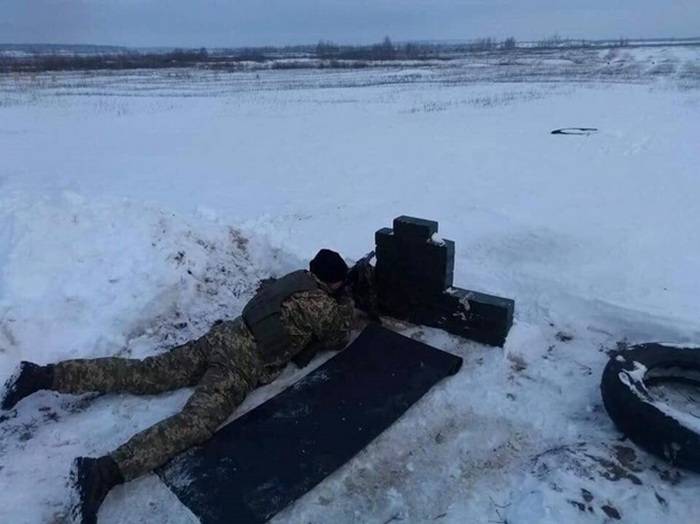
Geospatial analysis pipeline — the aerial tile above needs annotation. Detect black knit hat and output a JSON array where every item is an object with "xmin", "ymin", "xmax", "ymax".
[{"xmin": 310, "ymin": 249, "xmax": 348, "ymax": 284}]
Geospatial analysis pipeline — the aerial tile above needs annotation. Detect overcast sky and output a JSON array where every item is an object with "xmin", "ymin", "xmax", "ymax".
[{"xmin": 2, "ymin": 0, "xmax": 699, "ymax": 48}]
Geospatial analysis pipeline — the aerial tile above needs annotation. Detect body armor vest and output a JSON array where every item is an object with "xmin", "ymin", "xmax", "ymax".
[{"xmin": 242, "ymin": 270, "xmax": 319, "ymax": 361}]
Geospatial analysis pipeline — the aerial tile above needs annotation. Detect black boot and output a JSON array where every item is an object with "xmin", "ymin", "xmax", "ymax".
[
  {"xmin": 69, "ymin": 456, "xmax": 125, "ymax": 524},
  {"xmin": 1, "ymin": 361, "xmax": 54, "ymax": 410}
]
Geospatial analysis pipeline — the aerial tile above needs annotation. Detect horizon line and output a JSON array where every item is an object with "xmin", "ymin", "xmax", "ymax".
[{"xmin": 2, "ymin": 34, "xmax": 700, "ymax": 51}]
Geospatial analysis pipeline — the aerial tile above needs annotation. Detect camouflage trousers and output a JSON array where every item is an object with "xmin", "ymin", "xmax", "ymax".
[{"xmin": 52, "ymin": 318, "xmax": 262, "ymax": 481}]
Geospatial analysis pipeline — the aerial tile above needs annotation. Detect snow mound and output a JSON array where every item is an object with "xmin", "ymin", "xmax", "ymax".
[
  {"xmin": 0, "ymin": 192, "xmax": 300, "ymax": 373},
  {"xmin": 0, "ymin": 191, "xmax": 304, "ymax": 522}
]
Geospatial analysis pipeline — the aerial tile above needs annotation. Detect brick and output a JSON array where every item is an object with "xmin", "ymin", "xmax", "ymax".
[{"xmin": 393, "ymin": 216, "xmax": 438, "ymax": 240}]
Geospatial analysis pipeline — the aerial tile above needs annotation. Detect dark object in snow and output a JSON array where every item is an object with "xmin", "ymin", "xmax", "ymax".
[
  {"xmin": 551, "ymin": 127, "xmax": 598, "ymax": 135},
  {"xmin": 0, "ymin": 361, "xmax": 54, "ymax": 410},
  {"xmin": 600, "ymin": 504, "xmax": 622, "ymax": 520},
  {"xmin": 373, "ymin": 216, "xmax": 514, "ymax": 347},
  {"xmin": 556, "ymin": 331, "xmax": 574, "ymax": 343},
  {"xmin": 69, "ymin": 456, "xmax": 124, "ymax": 524},
  {"xmin": 601, "ymin": 344, "xmax": 700, "ymax": 473},
  {"xmin": 158, "ymin": 324, "xmax": 462, "ymax": 524}
]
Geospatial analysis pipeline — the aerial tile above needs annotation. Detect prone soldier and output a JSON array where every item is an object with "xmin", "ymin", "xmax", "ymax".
[{"xmin": 1, "ymin": 249, "xmax": 361, "ymax": 524}]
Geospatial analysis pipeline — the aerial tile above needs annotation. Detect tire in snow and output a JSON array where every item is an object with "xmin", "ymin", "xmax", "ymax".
[{"xmin": 601, "ymin": 343, "xmax": 700, "ymax": 472}]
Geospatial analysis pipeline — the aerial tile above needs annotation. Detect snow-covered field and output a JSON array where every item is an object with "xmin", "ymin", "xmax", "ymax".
[{"xmin": 1, "ymin": 45, "xmax": 699, "ymax": 523}]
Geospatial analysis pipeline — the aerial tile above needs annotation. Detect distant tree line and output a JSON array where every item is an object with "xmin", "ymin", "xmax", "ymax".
[
  {"xmin": 316, "ymin": 36, "xmax": 524, "ymax": 59},
  {"xmin": 0, "ymin": 35, "xmax": 640, "ymax": 74},
  {"xmin": 315, "ymin": 37, "xmax": 439, "ymax": 60},
  {"xmin": 0, "ymin": 48, "xmax": 212, "ymax": 73},
  {"xmin": 533, "ymin": 34, "xmax": 630, "ymax": 49}
]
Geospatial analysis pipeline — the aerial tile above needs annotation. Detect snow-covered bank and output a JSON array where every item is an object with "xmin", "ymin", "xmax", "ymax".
[
  {"xmin": 1, "ymin": 48, "xmax": 699, "ymax": 523},
  {"xmin": 0, "ymin": 193, "xmax": 307, "ymax": 522},
  {"xmin": 0, "ymin": 192, "xmax": 300, "ymax": 373}
]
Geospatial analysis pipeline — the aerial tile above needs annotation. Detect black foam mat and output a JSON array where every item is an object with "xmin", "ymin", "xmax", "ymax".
[{"xmin": 158, "ymin": 324, "xmax": 463, "ymax": 524}]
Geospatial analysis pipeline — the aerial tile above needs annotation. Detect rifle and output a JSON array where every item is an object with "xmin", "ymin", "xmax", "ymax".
[
  {"xmin": 346, "ymin": 250, "xmax": 375, "ymax": 285},
  {"xmin": 345, "ymin": 251, "xmax": 381, "ymax": 323}
]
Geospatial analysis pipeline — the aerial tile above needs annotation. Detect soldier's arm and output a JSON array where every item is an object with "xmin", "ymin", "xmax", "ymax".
[
  {"xmin": 349, "ymin": 262, "xmax": 381, "ymax": 323},
  {"xmin": 316, "ymin": 290, "xmax": 355, "ymax": 351},
  {"xmin": 282, "ymin": 289, "xmax": 355, "ymax": 368},
  {"xmin": 297, "ymin": 289, "xmax": 355, "ymax": 352}
]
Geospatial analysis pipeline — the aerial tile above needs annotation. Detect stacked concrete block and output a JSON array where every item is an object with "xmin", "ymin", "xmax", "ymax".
[{"xmin": 374, "ymin": 216, "xmax": 514, "ymax": 347}]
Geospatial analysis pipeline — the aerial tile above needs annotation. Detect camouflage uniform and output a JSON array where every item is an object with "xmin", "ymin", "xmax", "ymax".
[{"xmin": 51, "ymin": 280, "xmax": 354, "ymax": 481}]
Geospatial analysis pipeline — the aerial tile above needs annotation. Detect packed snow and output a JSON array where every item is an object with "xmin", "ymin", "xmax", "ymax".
[{"xmin": 1, "ymin": 45, "xmax": 700, "ymax": 523}]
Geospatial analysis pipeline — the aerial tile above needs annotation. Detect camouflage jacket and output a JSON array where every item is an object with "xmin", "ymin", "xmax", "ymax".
[{"xmin": 261, "ymin": 275, "xmax": 355, "ymax": 371}]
